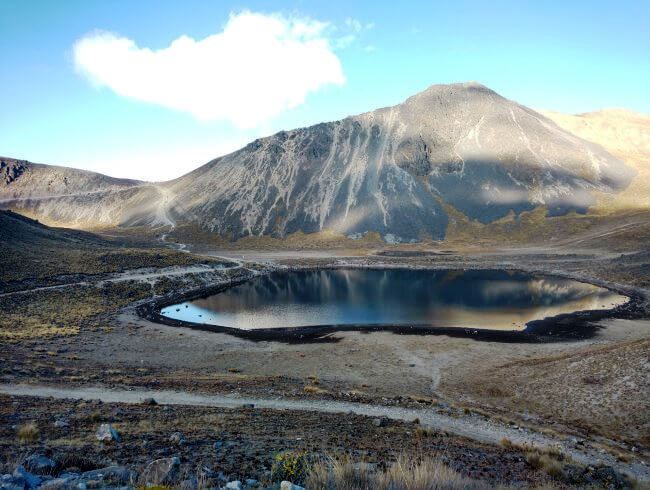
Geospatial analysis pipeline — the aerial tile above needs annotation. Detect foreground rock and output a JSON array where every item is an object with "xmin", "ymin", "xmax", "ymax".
[
  {"xmin": 95, "ymin": 423, "xmax": 120, "ymax": 442},
  {"xmin": 141, "ymin": 457, "xmax": 180, "ymax": 486}
]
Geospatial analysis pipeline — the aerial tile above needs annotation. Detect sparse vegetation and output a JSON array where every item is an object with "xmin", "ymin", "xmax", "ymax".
[
  {"xmin": 17, "ymin": 422, "xmax": 39, "ymax": 443},
  {"xmin": 306, "ymin": 455, "xmax": 486, "ymax": 489},
  {"xmin": 0, "ymin": 282, "xmax": 151, "ymax": 340}
]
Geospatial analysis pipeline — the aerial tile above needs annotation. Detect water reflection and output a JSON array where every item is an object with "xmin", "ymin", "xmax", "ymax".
[{"xmin": 161, "ymin": 269, "xmax": 627, "ymax": 331}]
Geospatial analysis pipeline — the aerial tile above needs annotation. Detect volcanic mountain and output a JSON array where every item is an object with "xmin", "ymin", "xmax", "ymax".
[{"xmin": 0, "ymin": 82, "xmax": 637, "ymax": 243}]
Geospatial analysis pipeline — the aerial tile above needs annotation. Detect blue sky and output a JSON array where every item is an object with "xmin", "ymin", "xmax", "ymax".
[{"xmin": 1, "ymin": 0, "xmax": 649, "ymax": 181}]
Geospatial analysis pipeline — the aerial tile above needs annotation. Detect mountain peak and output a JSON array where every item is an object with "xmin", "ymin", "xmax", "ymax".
[{"xmin": 0, "ymin": 83, "xmax": 636, "ymax": 243}]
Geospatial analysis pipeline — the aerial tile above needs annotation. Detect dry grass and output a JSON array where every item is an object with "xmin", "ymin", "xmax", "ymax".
[
  {"xmin": 303, "ymin": 385, "xmax": 328, "ymax": 394},
  {"xmin": 500, "ymin": 439, "xmax": 568, "ymax": 480},
  {"xmin": 306, "ymin": 455, "xmax": 487, "ymax": 490},
  {"xmin": 0, "ymin": 282, "xmax": 151, "ymax": 340},
  {"xmin": 17, "ymin": 422, "xmax": 39, "ymax": 443}
]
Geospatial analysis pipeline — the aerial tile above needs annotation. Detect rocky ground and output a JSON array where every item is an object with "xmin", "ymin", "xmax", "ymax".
[{"xmin": 1, "ymin": 244, "xmax": 648, "ymax": 488}]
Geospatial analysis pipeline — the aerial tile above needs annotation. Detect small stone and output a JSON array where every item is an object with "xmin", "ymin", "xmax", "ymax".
[
  {"xmin": 142, "ymin": 457, "xmax": 180, "ymax": 485},
  {"xmin": 240, "ymin": 403, "xmax": 255, "ymax": 409},
  {"xmin": 95, "ymin": 424, "xmax": 120, "ymax": 443},
  {"xmin": 53, "ymin": 419, "xmax": 69, "ymax": 429},
  {"xmin": 280, "ymin": 482, "xmax": 305, "ymax": 490},
  {"xmin": 169, "ymin": 432, "xmax": 185, "ymax": 445},
  {"xmin": 180, "ymin": 477, "xmax": 198, "ymax": 490},
  {"xmin": 142, "ymin": 397, "xmax": 157, "ymax": 406},
  {"xmin": 225, "ymin": 481, "xmax": 242, "ymax": 490},
  {"xmin": 245, "ymin": 478, "xmax": 259, "ymax": 487},
  {"xmin": 373, "ymin": 417, "xmax": 388, "ymax": 427}
]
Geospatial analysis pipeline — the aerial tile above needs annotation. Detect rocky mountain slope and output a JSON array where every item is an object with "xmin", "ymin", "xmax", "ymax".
[
  {"xmin": 0, "ymin": 83, "xmax": 638, "ymax": 242},
  {"xmin": 542, "ymin": 109, "xmax": 650, "ymax": 210}
]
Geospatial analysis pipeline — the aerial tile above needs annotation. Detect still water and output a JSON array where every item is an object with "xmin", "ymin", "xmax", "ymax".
[{"xmin": 160, "ymin": 269, "xmax": 627, "ymax": 331}]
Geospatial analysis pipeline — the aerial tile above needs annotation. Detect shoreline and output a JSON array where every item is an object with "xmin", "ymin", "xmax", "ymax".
[{"xmin": 138, "ymin": 264, "xmax": 647, "ymax": 344}]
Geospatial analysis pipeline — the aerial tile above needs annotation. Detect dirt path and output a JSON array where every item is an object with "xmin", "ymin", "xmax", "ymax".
[
  {"xmin": 1, "ymin": 383, "xmax": 647, "ymax": 481},
  {"xmin": 0, "ymin": 264, "xmax": 234, "ymax": 298}
]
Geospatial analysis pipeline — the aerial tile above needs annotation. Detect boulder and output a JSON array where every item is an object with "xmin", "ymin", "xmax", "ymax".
[
  {"xmin": 24, "ymin": 454, "xmax": 58, "ymax": 475},
  {"xmin": 13, "ymin": 466, "xmax": 41, "ymax": 489},
  {"xmin": 225, "ymin": 481, "xmax": 242, "ymax": 490},
  {"xmin": 39, "ymin": 475, "xmax": 80, "ymax": 489},
  {"xmin": 81, "ymin": 466, "xmax": 132, "ymax": 484},
  {"xmin": 280, "ymin": 482, "xmax": 305, "ymax": 490},
  {"xmin": 95, "ymin": 424, "xmax": 120, "ymax": 443},
  {"xmin": 141, "ymin": 457, "xmax": 180, "ymax": 485},
  {"xmin": 372, "ymin": 417, "xmax": 389, "ymax": 427},
  {"xmin": 1, "ymin": 473, "xmax": 27, "ymax": 490},
  {"xmin": 53, "ymin": 419, "xmax": 69, "ymax": 429}
]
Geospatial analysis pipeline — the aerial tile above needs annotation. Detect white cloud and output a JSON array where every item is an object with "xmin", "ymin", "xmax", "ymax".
[{"xmin": 73, "ymin": 11, "xmax": 346, "ymax": 128}]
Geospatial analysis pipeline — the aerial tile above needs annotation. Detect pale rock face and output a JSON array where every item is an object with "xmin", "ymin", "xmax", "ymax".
[{"xmin": 0, "ymin": 83, "xmax": 636, "ymax": 241}]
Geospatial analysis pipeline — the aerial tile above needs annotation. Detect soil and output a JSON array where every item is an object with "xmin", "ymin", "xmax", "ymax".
[{"xmin": 1, "ymin": 246, "xmax": 648, "ymax": 486}]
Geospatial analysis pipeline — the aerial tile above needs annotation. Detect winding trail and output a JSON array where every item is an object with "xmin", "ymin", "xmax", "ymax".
[
  {"xmin": 1, "ymin": 383, "xmax": 647, "ymax": 480},
  {"xmin": 0, "ymin": 264, "xmax": 234, "ymax": 298}
]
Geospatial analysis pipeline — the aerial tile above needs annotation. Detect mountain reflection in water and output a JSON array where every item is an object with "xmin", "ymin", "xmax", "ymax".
[{"xmin": 161, "ymin": 269, "xmax": 627, "ymax": 331}]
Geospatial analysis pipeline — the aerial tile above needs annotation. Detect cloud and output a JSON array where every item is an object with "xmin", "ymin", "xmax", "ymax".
[
  {"xmin": 335, "ymin": 17, "xmax": 374, "ymax": 48},
  {"xmin": 73, "ymin": 11, "xmax": 346, "ymax": 128}
]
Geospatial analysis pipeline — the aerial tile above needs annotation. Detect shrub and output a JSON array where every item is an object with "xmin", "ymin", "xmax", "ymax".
[
  {"xmin": 271, "ymin": 451, "xmax": 310, "ymax": 484},
  {"xmin": 17, "ymin": 422, "xmax": 39, "ymax": 443}
]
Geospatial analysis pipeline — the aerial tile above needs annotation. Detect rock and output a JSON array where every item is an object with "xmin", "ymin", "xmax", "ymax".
[
  {"xmin": 280, "ymin": 482, "xmax": 305, "ymax": 490},
  {"xmin": 81, "ymin": 466, "xmax": 132, "ymax": 484},
  {"xmin": 39, "ymin": 475, "xmax": 80, "ymax": 489},
  {"xmin": 53, "ymin": 419, "xmax": 69, "ymax": 429},
  {"xmin": 240, "ymin": 403, "xmax": 255, "ymax": 409},
  {"xmin": 373, "ymin": 417, "xmax": 388, "ymax": 427},
  {"xmin": 13, "ymin": 466, "xmax": 42, "ymax": 489},
  {"xmin": 24, "ymin": 454, "xmax": 58, "ymax": 475},
  {"xmin": 1, "ymin": 473, "xmax": 26, "ymax": 490},
  {"xmin": 169, "ymin": 432, "xmax": 185, "ymax": 445},
  {"xmin": 180, "ymin": 477, "xmax": 198, "ymax": 490},
  {"xmin": 95, "ymin": 424, "xmax": 120, "ymax": 443},
  {"xmin": 142, "ymin": 457, "xmax": 180, "ymax": 485},
  {"xmin": 225, "ymin": 481, "xmax": 242, "ymax": 490},
  {"xmin": 352, "ymin": 462, "xmax": 378, "ymax": 472},
  {"xmin": 245, "ymin": 478, "xmax": 259, "ymax": 487},
  {"xmin": 142, "ymin": 397, "xmax": 157, "ymax": 406}
]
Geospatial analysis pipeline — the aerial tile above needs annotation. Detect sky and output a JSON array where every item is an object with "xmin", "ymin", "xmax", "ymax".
[{"xmin": 1, "ymin": 0, "xmax": 649, "ymax": 182}]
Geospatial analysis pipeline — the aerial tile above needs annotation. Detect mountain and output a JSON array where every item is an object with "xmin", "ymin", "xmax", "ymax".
[
  {"xmin": 0, "ymin": 157, "xmax": 170, "ymax": 228},
  {"xmin": 0, "ymin": 83, "xmax": 638, "ymax": 243},
  {"xmin": 541, "ymin": 109, "xmax": 650, "ymax": 211}
]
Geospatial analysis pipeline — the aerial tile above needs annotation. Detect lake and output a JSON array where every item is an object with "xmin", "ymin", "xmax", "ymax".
[{"xmin": 160, "ymin": 269, "xmax": 627, "ymax": 332}]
